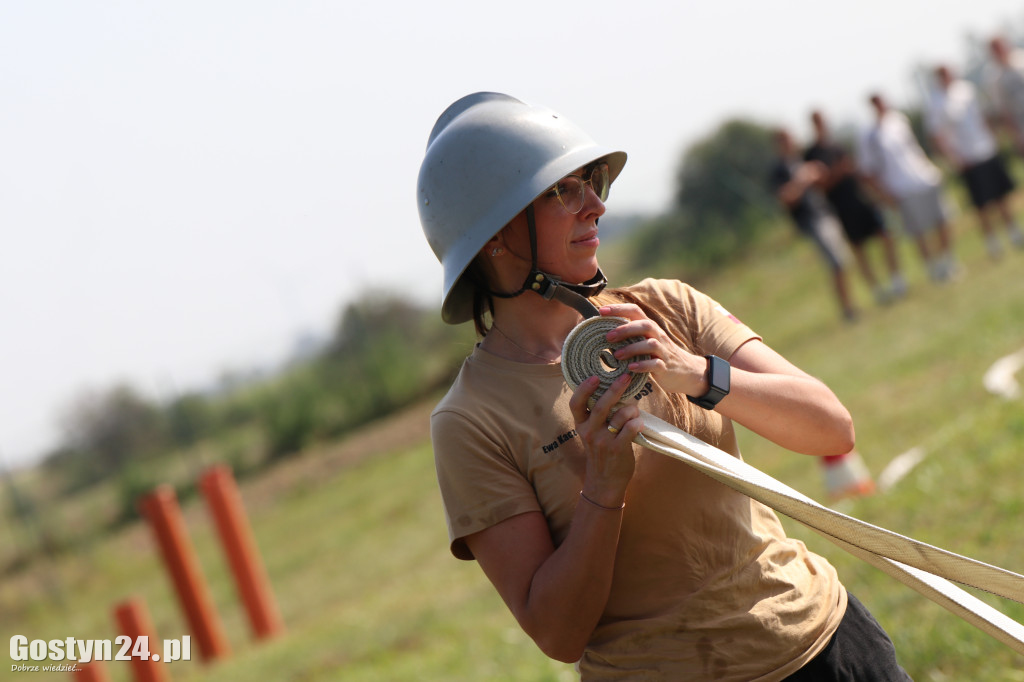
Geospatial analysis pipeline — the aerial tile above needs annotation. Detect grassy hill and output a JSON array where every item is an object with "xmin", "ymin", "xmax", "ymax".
[{"xmin": 4, "ymin": 209, "xmax": 1024, "ymax": 680}]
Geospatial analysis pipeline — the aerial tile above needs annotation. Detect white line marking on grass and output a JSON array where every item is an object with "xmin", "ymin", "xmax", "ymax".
[
  {"xmin": 873, "ymin": 349, "xmax": 1022, "ymax": 495},
  {"xmin": 983, "ymin": 348, "xmax": 1024, "ymax": 400},
  {"xmin": 877, "ymin": 446, "xmax": 926, "ymax": 493}
]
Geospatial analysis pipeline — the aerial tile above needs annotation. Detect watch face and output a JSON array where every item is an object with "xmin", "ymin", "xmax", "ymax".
[
  {"xmin": 709, "ymin": 355, "xmax": 730, "ymax": 395},
  {"xmin": 687, "ymin": 355, "xmax": 730, "ymax": 410}
]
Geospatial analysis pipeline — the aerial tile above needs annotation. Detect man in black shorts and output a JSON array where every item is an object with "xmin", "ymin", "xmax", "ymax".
[
  {"xmin": 770, "ymin": 127, "xmax": 858, "ymax": 321},
  {"xmin": 806, "ymin": 110, "xmax": 907, "ymax": 303},
  {"xmin": 926, "ymin": 64, "xmax": 1024, "ymax": 259}
]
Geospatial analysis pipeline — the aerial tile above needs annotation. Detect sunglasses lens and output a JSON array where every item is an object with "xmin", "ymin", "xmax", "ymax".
[
  {"xmin": 551, "ymin": 162, "xmax": 611, "ymax": 214},
  {"xmin": 591, "ymin": 163, "xmax": 610, "ymax": 202},
  {"xmin": 556, "ymin": 177, "xmax": 585, "ymax": 214}
]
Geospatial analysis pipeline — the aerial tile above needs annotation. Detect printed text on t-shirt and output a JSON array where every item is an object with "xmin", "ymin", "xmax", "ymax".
[{"xmin": 542, "ymin": 429, "xmax": 578, "ymax": 454}]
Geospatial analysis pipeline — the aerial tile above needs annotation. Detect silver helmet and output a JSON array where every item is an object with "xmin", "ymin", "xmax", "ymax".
[{"xmin": 417, "ymin": 92, "xmax": 627, "ymax": 324}]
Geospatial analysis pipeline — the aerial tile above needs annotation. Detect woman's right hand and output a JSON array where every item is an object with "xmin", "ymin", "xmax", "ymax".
[{"xmin": 568, "ymin": 373, "xmax": 644, "ymax": 508}]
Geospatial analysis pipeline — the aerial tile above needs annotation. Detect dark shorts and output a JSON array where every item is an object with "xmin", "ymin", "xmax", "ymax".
[
  {"xmin": 784, "ymin": 593, "xmax": 912, "ymax": 681},
  {"xmin": 833, "ymin": 201, "xmax": 886, "ymax": 245},
  {"xmin": 962, "ymin": 154, "xmax": 1015, "ymax": 208}
]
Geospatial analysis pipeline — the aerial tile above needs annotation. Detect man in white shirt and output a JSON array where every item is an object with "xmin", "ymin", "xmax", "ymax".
[
  {"xmin": 927, "ymin": 64, "xmax": 1023, "ymax": 259},
  {"xmin": 858, "ymin": 93, "xmax": 959, "ymax": 282},
  {"xmin": 985, "ymin": 36, "xmax": 1024, "ymax": 155}
]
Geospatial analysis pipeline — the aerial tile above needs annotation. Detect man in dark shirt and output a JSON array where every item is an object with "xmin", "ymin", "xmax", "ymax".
[
  {"xmin": 770, "ymin": 127, "xmax": 857, "ymax": 321},
  {"xmin": 805, "ymin": 110, "xmax": 906, "ymax": 303}
]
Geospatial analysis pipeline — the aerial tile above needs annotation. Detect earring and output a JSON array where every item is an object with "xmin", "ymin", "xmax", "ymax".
[{"xmin": 491, "ymin": 247, "xmax": 504, "ymax": 257}]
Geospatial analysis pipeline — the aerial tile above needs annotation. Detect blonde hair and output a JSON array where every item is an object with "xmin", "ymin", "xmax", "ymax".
[{"xmin": 594, "ymin": 287, "xmax": 711, "ymax": 439}]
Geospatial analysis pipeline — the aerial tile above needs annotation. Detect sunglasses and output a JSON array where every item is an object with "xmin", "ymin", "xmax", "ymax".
[{"xmin": 547, "ymin": 162, "xmax": 610, "ymax": 214}]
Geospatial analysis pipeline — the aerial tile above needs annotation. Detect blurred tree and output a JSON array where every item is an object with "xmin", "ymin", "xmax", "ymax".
[
  {"xmin": 319, "ymin": 290, "xmax": 471, "ymax": 432},
  {"xmin": 673, "ymin": 118, "xmax": 778, "ymax": 224},
  {"xmin": 630, "ymin": 118, "xmax": 778, "ymax": 273},
  {"xmin": 46, "ymin": 385, "xmax": 165, "ymax": 489},
  {"xmin": 262, "ymin": 373, "xmax": 320, "ymax": 460},
  {"xmin": 326, "ymin": 291, "xmax": 424, "ymax": 358},
  {"xmin": 2, "ymin": 466, "xmax": 37, "ymax": 560},
  {"xmin": 37, "ymin": 290, "xmax": 475, "ymax": 490},
  {"xmin": 166, "ymin": 393, "xmax": 212, "ymax": 448}
]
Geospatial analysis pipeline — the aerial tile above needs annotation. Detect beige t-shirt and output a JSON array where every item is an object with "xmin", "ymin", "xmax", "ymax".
[{"xmin": 431, "ymin": 279, "xmax": 846, "ymax": 681}]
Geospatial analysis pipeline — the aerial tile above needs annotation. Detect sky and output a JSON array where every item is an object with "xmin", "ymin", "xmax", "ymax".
[{"xmin": 3, "ymin": 0, "xmax": 1023, "ymax": 469}]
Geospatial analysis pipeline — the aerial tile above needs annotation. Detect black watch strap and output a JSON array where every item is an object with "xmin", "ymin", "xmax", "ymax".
[{"xmin": 686, "ymin": 355, "xmax": 731, "ymax": 410}]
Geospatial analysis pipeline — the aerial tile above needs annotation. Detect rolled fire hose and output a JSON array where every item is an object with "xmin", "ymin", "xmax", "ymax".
[{"xmin": 562, "ymin": 316, "xmax": 1024, "ymax": 655}]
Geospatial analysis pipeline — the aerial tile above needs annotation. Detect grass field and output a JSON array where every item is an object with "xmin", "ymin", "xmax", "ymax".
[{"xmin": 4, "ymin": 207, "xmax": 1024, "ymax": 680}]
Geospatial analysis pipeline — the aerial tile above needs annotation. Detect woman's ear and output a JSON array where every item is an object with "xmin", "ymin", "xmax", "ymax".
[{"xmin": 484, "ymin": 233, "xmax": 505, "ymax": 258}]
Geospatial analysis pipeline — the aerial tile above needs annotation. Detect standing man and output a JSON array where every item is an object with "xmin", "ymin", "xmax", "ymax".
[
  {"xmin": 926, "ymin": 64, "xmax": 1023, "ymax": 258},
  {"xmin": 858, "ymin": 93, "xmax": 959, "ymax": 283},
  {"xmin": 806, "ymin": 110, "xmax": 906, "ymax": 303},
  {"xmin": 770, "ymin": 127, "xmax": 857, "ymax": 321},
  {"xmin": 771, "ymin": 128, "xmax": 875, "ymax": 498},
  {"xmin": 985, "ymin": 35, "xmax": 1024, "ymax": 156}
]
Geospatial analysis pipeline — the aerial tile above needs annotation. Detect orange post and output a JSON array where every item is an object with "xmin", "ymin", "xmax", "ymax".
[
  {"xmin": 139, "ymin": 485, "xmax": 231, "ymax": 661},
  {"xmin": 199, "ymin": 465, "xmax": 285, "ymax": 639},
  {"xmin": 75, "ymin": 661, "xmax": 111, "ymax": 682},
  {"xmin": 113, "ymin": 598, "xmax": 170, "ymax": 682}
]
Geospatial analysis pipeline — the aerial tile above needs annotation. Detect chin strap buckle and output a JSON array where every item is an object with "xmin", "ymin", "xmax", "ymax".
[{"xmin": 525, "ymin": 269, "xmax": 605, "ymax": 319}]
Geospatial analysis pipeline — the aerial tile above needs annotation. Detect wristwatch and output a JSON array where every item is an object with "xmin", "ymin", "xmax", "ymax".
[{"xmin": 686, "ymin": 355, "xmax": 731, "ymax": 410}]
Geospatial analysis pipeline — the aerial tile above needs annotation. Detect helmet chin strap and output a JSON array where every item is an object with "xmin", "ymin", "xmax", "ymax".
[{"xmin": 490, "ymin": 204, "xmax": 605, "ymax": 319}]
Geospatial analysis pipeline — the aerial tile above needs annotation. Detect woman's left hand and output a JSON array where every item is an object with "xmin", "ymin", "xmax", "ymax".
[
  {"xmin": 599, "ymin": 303, "xmax": 856, "ymax": 456},
  {"xmin": 598, "ymin": 303, "xmax": 708, "ymax": 397}
]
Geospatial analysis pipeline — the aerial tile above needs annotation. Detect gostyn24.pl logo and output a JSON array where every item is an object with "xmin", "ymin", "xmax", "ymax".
[{"xmin": 10, "ymin": 635, "xmax": 191, "ymax": 671}]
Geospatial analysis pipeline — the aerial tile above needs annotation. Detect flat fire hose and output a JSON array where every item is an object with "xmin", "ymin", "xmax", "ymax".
[{"xmin": 562, "ymin": 317, "xmax": 1024, "ymax": 655}]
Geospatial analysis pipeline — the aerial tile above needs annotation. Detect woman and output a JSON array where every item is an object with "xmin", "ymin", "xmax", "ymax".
[{"xmin": 417, "ymin": 92, "xmax": 910, "ymax": 680}]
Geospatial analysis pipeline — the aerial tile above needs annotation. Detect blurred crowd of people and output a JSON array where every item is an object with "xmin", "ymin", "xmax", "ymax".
[
  {"xmin": 772, "ymin": 34, "xmax": 1024, "ymax": 324},
  {"xmin": 769, "ymin": 35, "xmax": 1024, "ymax": 502}
]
